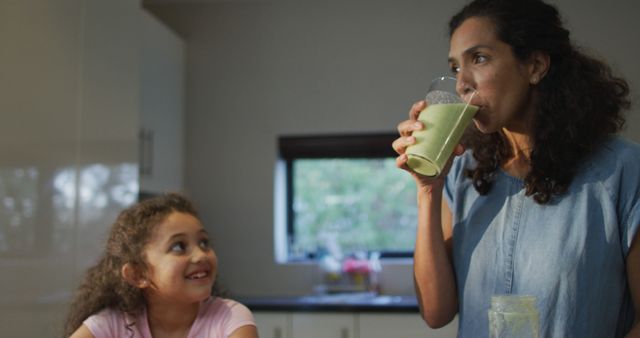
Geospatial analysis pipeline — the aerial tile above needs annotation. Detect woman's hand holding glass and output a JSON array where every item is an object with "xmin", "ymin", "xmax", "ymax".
[{"xmin": 393, "ymin": 99, "xmax": 465, "ymax": 191}]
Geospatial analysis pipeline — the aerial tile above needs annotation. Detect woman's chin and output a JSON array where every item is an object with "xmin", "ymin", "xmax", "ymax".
[{"xmin": 472, "ymin": 119, "xmax": 493, "ymax": 134}]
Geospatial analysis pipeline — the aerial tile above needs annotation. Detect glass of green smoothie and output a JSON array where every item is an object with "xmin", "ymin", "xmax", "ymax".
[
  {"xmin": 488, "ymin": 295, "xmax": 540, "ymax": 338},
  {"xmin": 406, "ymin": 76, "xmax": 478, "ymax": 177}
]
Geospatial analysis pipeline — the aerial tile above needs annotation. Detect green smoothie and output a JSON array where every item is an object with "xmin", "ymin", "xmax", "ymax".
[{"xmin": 406, "ymin": 102, "xmax": 479, "ymax": 177}]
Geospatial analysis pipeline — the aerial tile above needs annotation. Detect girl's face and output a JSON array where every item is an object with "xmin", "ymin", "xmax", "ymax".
[
  {"xmin": 448, "ymin": 17, "xmax": 536, "ymax": 134},
  {"xmin": 142, "ymin": 212, "xmax": 218, "ymax": 305}
]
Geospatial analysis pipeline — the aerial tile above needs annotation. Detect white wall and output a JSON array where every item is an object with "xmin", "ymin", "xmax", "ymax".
[{"xmin": 146, "ymin": 0, "xmax": 640, "ymax": 297}]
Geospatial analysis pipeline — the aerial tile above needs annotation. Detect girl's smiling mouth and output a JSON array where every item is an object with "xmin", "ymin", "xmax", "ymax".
[{"xmin": 186, "ymin": 268, "xmax": 210, "ymax": 280}]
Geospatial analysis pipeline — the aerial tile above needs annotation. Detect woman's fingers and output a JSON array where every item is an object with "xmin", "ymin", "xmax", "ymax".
[
  {"xmin": 395, "ymin": 154, "xmax": 412, "ymax": 172},
  {"xmin": 394, "ymin": 100, "xmax": 466, "ymax": 189},
  {"xmin": 453, "ymin": 143, "xmax": 465, "ymax": 156},
  {"xmin": 396, "ymin": 154, "xmax": 439, "ymax": 187},
  {"xmin": 395, "ymin": 153, "xmax": 425, "ymax": 178},
  {"xmin": 397, "ymin": 119, "xmax": 424, "ymax": 137},
  {"xmin": 397, "ymin": 100, "xmax": 427, "ymax": 137},
  {"xmin": 410, "ymin": 100, "xmax": 427, "ymax": 120},
  {"xmin": 392, "ymin": 135, "xmax": 416, "ymax": 154},
  {"xmin": 397, "ymin": 143, "xmax": 466, "ymax": 184}
]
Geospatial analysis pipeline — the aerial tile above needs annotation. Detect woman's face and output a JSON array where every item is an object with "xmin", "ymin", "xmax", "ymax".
[
  {"xmin": 142, "ymin": 212, "xmax": 218, "ymax": 305},
  {"xmin": 448, "ymin": 17, "xmax": 536, "ymax": 134}
]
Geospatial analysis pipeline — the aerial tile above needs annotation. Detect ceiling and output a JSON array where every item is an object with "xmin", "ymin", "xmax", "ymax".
[{"xmin": 143, "ymin": 0, "xmax": 272, "ymax": 4}]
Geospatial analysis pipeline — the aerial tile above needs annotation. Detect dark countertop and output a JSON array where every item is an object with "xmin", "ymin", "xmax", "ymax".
[{"xmin": 237, "ymin": 292, "xmax": 420, "ymax": 313}]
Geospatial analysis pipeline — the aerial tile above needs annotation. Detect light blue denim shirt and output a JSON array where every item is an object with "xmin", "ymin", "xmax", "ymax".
[{"xmin": 444, "ymin": 137, "xmax": 640, "ymax": 338}]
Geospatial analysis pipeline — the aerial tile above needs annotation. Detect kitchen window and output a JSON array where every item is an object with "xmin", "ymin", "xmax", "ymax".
[{"xmin": 275, "ymin": 133, "xmax": 417, "ymax": 262}]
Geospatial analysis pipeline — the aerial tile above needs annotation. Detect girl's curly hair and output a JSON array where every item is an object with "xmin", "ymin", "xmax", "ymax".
[
  {"xmin": 63, "ymin": 193, "xmax": 223, "ymax": 337},
  {"xmin": 450, "ymin": 0, "xmax": 630, "ymax": 204}
]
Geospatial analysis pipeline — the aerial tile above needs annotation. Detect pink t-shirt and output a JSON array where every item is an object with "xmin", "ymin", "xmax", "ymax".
[{"xmin": 83, "ymin": 297, "xmax": 255, "ymax": 338}]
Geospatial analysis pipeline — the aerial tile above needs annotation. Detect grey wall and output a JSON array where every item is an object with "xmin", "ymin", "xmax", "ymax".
[{"xmin": 146, "ymin": 0, "xmax": 640, "ymax": 297}]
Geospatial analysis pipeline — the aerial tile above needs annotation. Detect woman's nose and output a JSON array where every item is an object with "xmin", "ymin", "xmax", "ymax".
[{"xmin": 456, "ymin": 70, "xmax": 474, "ymax": 97}]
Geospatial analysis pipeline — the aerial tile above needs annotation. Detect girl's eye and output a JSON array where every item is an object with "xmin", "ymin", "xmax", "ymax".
[
  {"xmin": 449, "ymin": 64, "xmax": 460, "ymax": 74},
  {"xmin": 170, "ymin": 242, "xmax": 187, "ymax": 253},
  {"xmin": 199, "ymin": 238, "xmax": 210, "ymax": 249}
]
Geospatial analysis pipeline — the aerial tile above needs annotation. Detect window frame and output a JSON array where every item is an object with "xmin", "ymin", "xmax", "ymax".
[{"xmin": 277, "ymin": 133, "xmax": 413, "ymax": 261}]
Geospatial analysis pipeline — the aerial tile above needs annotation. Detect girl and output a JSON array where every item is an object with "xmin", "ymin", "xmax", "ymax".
[
  {"xmin": 393, "ymin": 0, "xmax": 639, "ymax": 336},
  {"xmin": 64, "ymin": 193, "xmax": 258, "ymax": 338}
]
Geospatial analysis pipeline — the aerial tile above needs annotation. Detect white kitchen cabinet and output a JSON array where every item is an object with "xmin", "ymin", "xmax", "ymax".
[
  {"xmin": 253, "ymin": 311, "xmax": 457, "ymax": 338},
  {"xmin": 291, "ymin": 313, "xmax": 355, "ymax": 338},
  {"xmin": 254, "ymin": 312, "xmax": 355, "ymax": 338},
  {"xmin": 358, "ymin": 313, "xmax": 457, "ymax": 338},
  {"xmin": 75, "ymin": 0, "xmax": 141, "ymax": 271},
  {"xmin": 0, "ymin": 0, "xmax": 141, "ymax": 336},
  {"xmin": 139, "ymin": 10, "xmax": 186, "ymax": 195},
  {"xmin": 254, "ymin": 312, "xmax": 292, "ymax": 338}
]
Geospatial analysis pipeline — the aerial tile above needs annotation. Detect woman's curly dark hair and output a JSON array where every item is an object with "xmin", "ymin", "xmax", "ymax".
[
  {"xmin": 63, "ymin": 193, "xmax": 224, "ymax": 337},
  {"xmin": 450, "ymin": 0, "xmax": 630, "ymax": 203}
]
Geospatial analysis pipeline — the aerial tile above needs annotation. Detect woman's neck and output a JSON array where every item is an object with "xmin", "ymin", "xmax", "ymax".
[
  {"xmin": 146, "ymin": 298, "xmax": 200, "ymax": 338},
  {"xmin": 499, "ymin": 92, "xmax": 539, "ymax": 179},
  {"xmin": 501, "ymin": 127, "xmax": 534, "ymax": 179}
]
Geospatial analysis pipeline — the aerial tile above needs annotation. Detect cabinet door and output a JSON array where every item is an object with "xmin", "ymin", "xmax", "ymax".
[
  {"xmin": 139, "ymin": 10, "xmax": 185, "ymax": 194},
  {"xmin": 291, "ymin": 313, "xmax": 355, "ymax": 338},
  {"xmin": 254, "ymin": 312, "xmax": 291, "ymax": 338},
  {"xmin": 0, "ymin": 0, "xmax": 140, "ymax": 336},
  {"xmin": 357, "ymin": 313, "xmax": 458, "ymax": 338}
]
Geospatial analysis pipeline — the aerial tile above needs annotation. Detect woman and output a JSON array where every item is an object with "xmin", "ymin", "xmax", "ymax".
[{"xmin": 392, "ymin": 0, "xmax": 640, "ymax": 337}]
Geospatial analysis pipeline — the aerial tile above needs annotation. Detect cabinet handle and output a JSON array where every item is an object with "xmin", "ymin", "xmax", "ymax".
[
  {"xmin": 340, "ymin": 327, "xmax": 349, "ymax": 338},
  {"xmin": 146, "ymin": 129, "xmax": 154, "ymax": 176},
  {"xmin": 138, "ymin": 129, "xmax": 154, "ymax": 176},
  {"xmin": 139, "ymin": 129, "xmax": 147, "ymax": 176}
]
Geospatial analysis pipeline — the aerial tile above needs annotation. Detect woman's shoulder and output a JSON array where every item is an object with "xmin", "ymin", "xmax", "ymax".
[
  {"xmin": 588, "ymin": 137, "xmax": 640, "ymax": 173},
  {"xmin": 581, "ymin": 137, "xmax": 640, "ymax": 194},
  {"xmin": 599, "ymin": 136, "xmax": 640, "ymax": 157}
]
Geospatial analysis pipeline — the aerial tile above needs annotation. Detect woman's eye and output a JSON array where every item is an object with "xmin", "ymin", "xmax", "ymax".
[
  {"xmin": 170, "ymin": 242, "xmax": 186, "ymax": 253},
  {"xmin": 450, "ymin": 65, "xmax": 460, "ymax": 74},
  {"xmin": 473, "ymin": 54, "xmax": 487, "ymax": 63}
]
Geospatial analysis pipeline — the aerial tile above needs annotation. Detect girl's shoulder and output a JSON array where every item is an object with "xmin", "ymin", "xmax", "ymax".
[
  {"xmin": 201, "ymin": 297, "xmax": 254, "ymax": 319},
  {"xmin": 84, "ymin": 307, "xmax": 121, "ymax": 328},
  {"xmin": 202, "ymin": 296, "xmax": 243, "ymax": 309},
  {"xmin": 192, "ymin": 297, "xmax": 256, "ymax": 337},
  {"xmin": 83, "ymin": 307, "xmax": 147, "ymax": 338}
]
